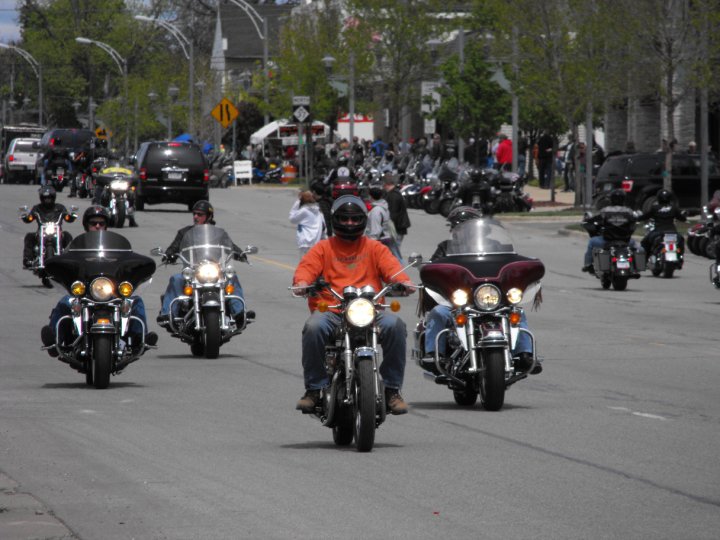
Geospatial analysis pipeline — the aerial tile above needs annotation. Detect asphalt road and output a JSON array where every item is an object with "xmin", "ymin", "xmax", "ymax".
[{"xmin": 1, "ymin": 184, "xmax": 719, "ymax": 540}]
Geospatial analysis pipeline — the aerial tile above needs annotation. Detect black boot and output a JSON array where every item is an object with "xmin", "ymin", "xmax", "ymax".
[{"xmin": 41, "ymin": 325, "xmax": 59, "ymax": 357}]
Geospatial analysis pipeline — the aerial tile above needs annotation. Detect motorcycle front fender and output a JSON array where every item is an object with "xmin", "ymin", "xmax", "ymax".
[{"xmin": 200, "ymin": 290, "xmax": 221, "ymax": 308}]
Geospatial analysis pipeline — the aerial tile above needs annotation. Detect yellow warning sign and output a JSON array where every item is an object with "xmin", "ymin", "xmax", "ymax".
[{"xmin": 211, "ymin": 98, "xmax": 239, "ymax": 129}]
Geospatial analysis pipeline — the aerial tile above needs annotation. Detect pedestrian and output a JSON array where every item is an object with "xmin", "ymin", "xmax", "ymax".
[
  {"xmin": 494, "ymin": 133, "xmax": 512, "ymax": 171},
  {"xmin": 537, "ymin": 131, "xmax": 555, "ymax": 189},
  {"xmin": 517, "ymin": 131, "xmax": 528, "ymax": 178},
  {"xmin": 289, "ymin": 190, "xmax": 327, "ymax": 258},
  {"xmin": 383, "ymin": 173, "xmax": 411, "ymax": 260}
]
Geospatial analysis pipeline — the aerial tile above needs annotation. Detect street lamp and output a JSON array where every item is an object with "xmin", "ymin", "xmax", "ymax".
[
  {"xmin": 195, "ymin": 80, "xmax": 206, "ymax": 141},
  {"xmin": 323, "ymin": 53, "xmax": 355, "ymax": 142},
  {"xmin": 224, "ymin": 0, "xmax": 269, "ymax": 125},
  {"xmin": 0, "ymin": 43, "xmax": 43, "ymax": 125},
  {"xmin": 167, "ymin": 84, "xmax": 179, "ymax": 140},
  {"xmin": 75, "ymin": 36, "xmax": 128, "ymax": 155},
  {"xmin": 134, "ymin": 15, "xmax": 195, "ymax": 138}
]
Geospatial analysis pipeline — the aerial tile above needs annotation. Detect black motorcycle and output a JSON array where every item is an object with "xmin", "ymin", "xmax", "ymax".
[
  {"xmin": 152, "ymin": 225, "xmax": 257, "ymax": 359},
  {"xmin": 44, "ymin": 231, "xmax": 156, "ymax": 388},
  {"xmin": 583, "ymin": 216, "xmax": 645, "ymax": 291},
  {"xmin": 644, "ymin": 222, "xmax": 684, "ymax": 278}
]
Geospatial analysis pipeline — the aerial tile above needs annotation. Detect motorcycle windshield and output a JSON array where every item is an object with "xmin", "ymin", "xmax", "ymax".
[
  {"xmin": 46, "ymin": 231, "xmax": 155, "ymax": 292},
  {"xmin": 178, "ymin": 225, "xmax": 235, "ymax": 265},
  {"xmin": 445, "ymin": 218, "xmax": 516, "ymax": 256}
]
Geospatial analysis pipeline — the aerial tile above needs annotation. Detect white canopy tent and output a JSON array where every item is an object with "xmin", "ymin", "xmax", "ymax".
[{"xmin": 249, "ymin": 119, "xmax": 338, "ymax": 146}]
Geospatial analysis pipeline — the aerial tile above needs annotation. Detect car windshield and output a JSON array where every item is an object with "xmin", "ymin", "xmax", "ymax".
[
  {"xmin": 445, "ymin": 218, "xmax": 516, "ymax": 256},
  {"xmin": 178, "ymin": 224, "xmax": 235, "ymax": 265}
]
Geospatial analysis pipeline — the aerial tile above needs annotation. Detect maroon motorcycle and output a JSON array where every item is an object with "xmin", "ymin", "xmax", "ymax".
[{"xmin": 413, "ymin": 218, "xmax": 544, "ymax": 411}]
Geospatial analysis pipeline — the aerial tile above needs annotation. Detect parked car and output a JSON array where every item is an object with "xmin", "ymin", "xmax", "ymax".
[
  {"xmin": 34, "ymin": 128, "xmax": 95, "ymax": 182},
  {"xmin": 3, "ymin": 137, "xmax": 41, "ymax": 183},
  {"xmin": 594, "ymin": 152, "xmax": 720, "ymax": 211},
  {"xmin": 132, "ymin": 141, "xmax": 209, "ymax": 210}
]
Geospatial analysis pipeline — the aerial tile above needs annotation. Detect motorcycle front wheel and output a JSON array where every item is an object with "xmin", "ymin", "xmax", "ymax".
[
  {"xmin": 92, "ymin": 335, "xmax": 112, "ymax": 389},
  {"xmin": 479, "ymin": 349, "xmax": 505, "ymax": 411},
  {"xmin": 114, "ymin": 202, "xmax": 126, "ymax": 228},
  {"xmin": 203, "ymin": 309, "xmax": 221, "ymax": 359},
  {"xmin": 353, "ymin": 359, "xmax": 376, "ymax": 452}
]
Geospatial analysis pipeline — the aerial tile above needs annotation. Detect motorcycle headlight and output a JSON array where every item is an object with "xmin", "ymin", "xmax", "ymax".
[
  {"xmin": 474, "ymin": 284, "xmax": 501, "ymax": 311},
  {"xmin": 506, "ymin": 287, "xmax": 523, "ymax": 305},
  {"xmin": 110, "ymin": 179, "xmax": 129, "ymax": 191},
  {"xmin": 90, "ymin": 277, "xmax": 115, "ymax": 301},
  {"xmin": 346, "ymin": 297, "xmax": 375, "ymax": 327},
  {"xmin": 451, "ymin": 289, "xmax": 469, "ymax": 307},
  {"xmin": 196, "ymin": 261, "xmax": 221, "ymax": 283},
  {"xmin": 44, "ymin": 223, "xmax": 57, "ymax": 235}
]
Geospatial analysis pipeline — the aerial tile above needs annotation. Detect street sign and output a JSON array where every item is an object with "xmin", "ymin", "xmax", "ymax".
[
  {"xmin": 95, "ymin": 127, "xmax": 110, "ymax": 139},
  {"xmin": 211, "ymin": 98, "xmax": 239, "ymax": 129},
  {"xmin": 292, "ymin": 95, "xmax": 311, "ymax": 123}
]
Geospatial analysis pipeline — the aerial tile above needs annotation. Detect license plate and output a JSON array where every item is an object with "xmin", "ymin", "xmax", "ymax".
[
  {"xmin": 617, "ymin": 260, "xmax": 630, "ymax": 269},
  {"xmin": 663, "ymin": 234, "xmax": 678, "ymax": 242},
  {"xmin": 665, "ymin": 252, "xmax": 677, "ymax": 262},
  {"xmin": 167, "ymin": 172, "xmax": 183, "ymax": 181}
]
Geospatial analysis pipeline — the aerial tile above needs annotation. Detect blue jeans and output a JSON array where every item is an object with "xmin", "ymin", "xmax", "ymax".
[
  {"xmin": 584, "ymin": 237, "xmax": 642, "ymax": 266},
  {"xmin": 301, "ymin": 311, "xmax": 407, "ymax": 391},
  {"xmin": 49, "ymin": 295, "xmax": 147, "ymax": 344},
  {"xmin": 160, "ymin": 273, "xmax": 245, "ymax": 317},
  {"xmin": 424, "ymin": 305, "xmax": 531, "ymax": 355}
]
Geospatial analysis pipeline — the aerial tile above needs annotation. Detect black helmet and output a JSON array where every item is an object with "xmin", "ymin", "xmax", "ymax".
[
  {"xmin": 447, "ymin": 206, "xmax": 483, "ymax": 229},
  {"xmin": 192, "ymin": 200, "xmax": 214, "ymax": 221},
  {"xmin": 82, "ymin": 205, "xmax": 110, "ymax": 231},
  {"xmin": 39, "ymin": 185, "xmax": 56, "ymax": 207},
  {"xmin": 657, "ymin": 189, "xmax": 673, "ymax": 205},
  {"xmin": 310, "ymin": 180, "xmax": 328, "ymax": 197},
  {"xmin": 609, "ymin": 189, "xmax": 626, "ymax": 206},
  {"xmin": 368, "ymin": 182, "xmax": 384, "ymax": 200},
  {"xmin": 331, "ymin": 195, "xmax": 368, "ymax": 241}
]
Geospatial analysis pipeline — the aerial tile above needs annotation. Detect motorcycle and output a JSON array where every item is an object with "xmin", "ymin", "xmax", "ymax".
[
  {"xmin": 492, "ymin": 170, "xmax": 533, "ymax": 213},
  {"xmin": 423, "ymin": 159, "xmax": 463, "ymax": 217},
  {"xmin": 412, "ymin": 218, "xmax": 543, "ymax": 411},
  {"xmin": 151, "ymin": 225, "xmax": 257, "ymax": 359},
  {"xmin": 583, "ymin": 215, "xmax": 645, "ymax": 291},
  {"xmin": 95, "ymin": 165, "xmax": 136, "ymax": 228},
  {"xmin": 44, "ymin": 230, "xmax": 156, "ymax": 388},
  {"xmin": 208, "ymin": 152, "xmax": 234, "ymax": 188},
  {"xmin": 645, "ymin": 222, "xmax": 684, "ymax": 278},
  {"xmin": 47, "ymin": 160, "xmax": 68, "ymax": 192},
  {"xmin": 290, "ymin": 260, "xmax": 418, "ymax": 452},
  {"xmin": 19, "ymin": 204, "xmax": 77, "ymax": 287}
]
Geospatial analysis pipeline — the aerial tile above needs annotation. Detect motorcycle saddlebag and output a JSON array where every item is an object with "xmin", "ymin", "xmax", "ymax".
[{"xmin": 592, "ymin": 249, "xmax": 611, "ymax": 272}]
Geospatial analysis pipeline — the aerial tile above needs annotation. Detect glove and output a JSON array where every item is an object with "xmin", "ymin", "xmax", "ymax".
[{"xmin": 234, "ymin": 252, "xmax": 248, "ymax": 263}]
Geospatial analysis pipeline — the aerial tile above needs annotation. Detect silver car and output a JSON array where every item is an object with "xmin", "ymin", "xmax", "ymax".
[{"xmin": 3, "ymin": 138, "xmax": 41, "ymax": 184}]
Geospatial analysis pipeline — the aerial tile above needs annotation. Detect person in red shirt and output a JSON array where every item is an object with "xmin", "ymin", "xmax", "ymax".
[
  {"xmin": 495, "ymin": 133, "xmax": 513, "ymax": 171},
  {"xmin": 292, "ymin": 195, "xmax": 415, "ymax": 415}
]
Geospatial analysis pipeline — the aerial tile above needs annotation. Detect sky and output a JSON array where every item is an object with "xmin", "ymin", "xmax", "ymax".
[{"xmin": 0, "ymin": 0, "xmax": 20, "ymax": 43}]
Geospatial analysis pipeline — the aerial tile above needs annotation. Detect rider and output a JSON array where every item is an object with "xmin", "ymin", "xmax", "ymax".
[
  {"xmin": 40, "ymin": 206, "xmax": 156, "ymax": 356},
  {"xmin": 582, "ymin": 189, "xmax": 641, "ymax": 273},
  {"xmin": 22, "ymin": 186, "xmax": 75, "ymax": 268},
  {"xmin": 292, "ymin": 195, "xmax": 415, "ymax": 415},
  {"xmin": 156, "ymin": 200, "xmax": 251, "ymax": 327},
  {"xmin": 455, "ymin": 167, "xmax": 494, "ymax": 214},
  {"xmin": 422, "ymin": 208, "xmax": 541, "ymax": 375},
  {"xmin": 636, "ymin": 188, "xmax": 687, "ymax": 255},
  {"xmin": 323, "ymin": 154, "xmax": 355, "ymax": 187},
  {"xmin": 92, "ymin": 154, "xmax": 139, "ymax": 227}
]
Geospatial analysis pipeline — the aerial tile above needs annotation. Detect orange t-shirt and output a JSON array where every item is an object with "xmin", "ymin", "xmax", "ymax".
[{"xmin": 293, "ymin": 236, "xmax": 410, "ymax": 312}]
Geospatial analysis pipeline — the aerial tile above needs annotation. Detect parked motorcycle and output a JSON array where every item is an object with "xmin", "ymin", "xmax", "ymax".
[
  {"xmin": 19, "ymin": 204, "xmax": 77, "ymax": 287},
  {"xmin": 44, "ymin": 231, "xmax": 156, "ymax": 388},
  {"xmin": 151, "ymin": 225, "xmax": 257, "ymax": 359},
  {"xmin": 208, "ymin": 152, "xmax": 234, "ymax": 188},
  {"xmin": 412, "ymin": 218, "xmax": 543, "ymax": 411},
  {"xmin": 290, "ymin": 260, "xmax": 418, "ymax": 452},
  {"xmin": 492, "ymin": 170, "xmax": 533, "ymax": 213}
]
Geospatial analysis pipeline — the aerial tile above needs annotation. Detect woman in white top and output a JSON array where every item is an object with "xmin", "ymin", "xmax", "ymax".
[{"xmin": 289, "ymin": 190, "xmax": 327, "ymax": 257}]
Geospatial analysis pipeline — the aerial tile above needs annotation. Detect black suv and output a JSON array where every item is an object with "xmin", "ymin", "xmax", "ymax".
[
  {"xmin": 35, "ymin": 128, "xmax": 95, "ymax": 180},
  {"xmin": 133, "ymin": 141, "xmax": 209, "ymax": 210},
  {"xmin": 595, "ymin": 152, "xmax": 720, "ymax": 211}
]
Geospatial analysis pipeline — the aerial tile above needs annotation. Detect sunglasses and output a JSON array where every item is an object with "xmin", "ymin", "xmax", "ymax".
[
  {"xmin": 87, "ymin": 220, "xmax": 106, "ymax": 228},
  {"xmin": 193, "ymin": 212, "xmax": 207, "ymax": 217},
  {"xmin": 338, "ymin": 215, "xmax": 364, "ymax": 224}
]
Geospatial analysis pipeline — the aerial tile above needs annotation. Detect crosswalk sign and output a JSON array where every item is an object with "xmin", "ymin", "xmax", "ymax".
[{"xmin": 211, "ymin": 98, "xmax": 239, "ymax": 129}]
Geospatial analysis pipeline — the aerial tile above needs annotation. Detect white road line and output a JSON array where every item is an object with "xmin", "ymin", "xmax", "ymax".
[{"xmin": 607, "ymin": 406, "xmax": 667, "ymax": 420}]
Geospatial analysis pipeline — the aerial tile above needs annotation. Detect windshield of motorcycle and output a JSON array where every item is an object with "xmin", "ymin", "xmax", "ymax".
[
  {"xmin": 445, "ymin": 218, "xmax": 516, "ymax": 256},
  {"xmin": 66, "ymin": 230, "xmax": 132, "ymax": 252},
  {"xmin": 178, "ymin": 224, "xmax": 235, "ymax": 265}
]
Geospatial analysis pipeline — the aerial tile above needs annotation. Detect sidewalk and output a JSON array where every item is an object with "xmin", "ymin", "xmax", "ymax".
[{"xmin": 524, "ymin": 185, "xmax": 577, "ymax": 210}]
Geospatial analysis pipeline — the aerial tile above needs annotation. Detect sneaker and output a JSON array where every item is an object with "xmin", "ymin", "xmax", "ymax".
[
  {"xmin": 41, "ymin": 325, "xmax": 58, "ymax": 357},
  {"xmin": 296, "ymin": 390, "xmax": 321, "ymax": 413},
  {"xmin": 385, "ymin": 388, "xmax": 409, "ymax": 415}
]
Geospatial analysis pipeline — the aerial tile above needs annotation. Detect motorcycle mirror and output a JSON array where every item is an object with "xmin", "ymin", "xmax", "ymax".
[
  {"xmin": 245, "ymin": 245, "xmax": 259, "ymax": 255},
  {"xmin": 408, "ymin": 253, "xmax": 423, "ymax": 266},
  {"xmin": 18, "ymin": 205, "xmax": 29, "ymax": 212},
  {"xmin": 150, "ymin": 247, "xmax": 165, "ymax": 256}
]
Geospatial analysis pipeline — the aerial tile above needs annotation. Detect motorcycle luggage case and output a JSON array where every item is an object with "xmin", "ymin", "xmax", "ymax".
[{"xmin": 592, "ymin": 249, "xmax": 611, "ymax": 272}]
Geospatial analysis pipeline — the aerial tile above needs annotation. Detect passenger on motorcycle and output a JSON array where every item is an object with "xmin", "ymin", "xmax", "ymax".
[
  {"xmin": 156, "ymin": 200, "xmax": 248, "ymax": 327},
  {"xmin": 582, "ymin": 189, "xmax": 642, "ymax": 273},
  {"xmin": 292, "ymin": 195, "xmax": 415, "ymax": 415},
  {"xmin": 40, "ymin": 206, "xmax": 156, "ymax": 356},
  {"xmin": 636, "ymin": 189, "xmax": 687, "ymax": 254},
  {"xmin": 422, "ymin": 207, "xmax": 541, "ymax": 374},
  {"xmin": 22, "ymin": 186, "xmax": 75, "ymax": 268}
]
